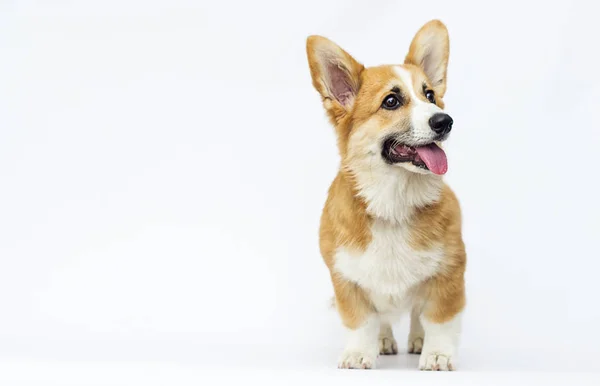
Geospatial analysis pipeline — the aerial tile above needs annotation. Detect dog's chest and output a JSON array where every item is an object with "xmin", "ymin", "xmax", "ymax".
[{"xmin": 334, "ymin": 220, "xmax": 443, "ymax": 303}]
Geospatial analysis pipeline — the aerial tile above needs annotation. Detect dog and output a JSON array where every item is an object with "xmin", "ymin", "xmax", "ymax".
[{"xmin": 306, "ymin": 20, "xmax": 466, "ymax": 371}]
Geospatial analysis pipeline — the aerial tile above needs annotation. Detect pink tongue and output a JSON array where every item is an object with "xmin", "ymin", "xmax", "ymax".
[{"xmin": 415, "ymin": 143, "xmax": 448, "ymax": 175}]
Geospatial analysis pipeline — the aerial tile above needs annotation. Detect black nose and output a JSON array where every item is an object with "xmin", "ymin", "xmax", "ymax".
[{"xmin": 429, "ymin": 113, "xmax": 453, "ymax": 135}]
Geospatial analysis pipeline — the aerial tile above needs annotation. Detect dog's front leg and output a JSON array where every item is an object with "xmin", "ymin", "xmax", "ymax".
[
  {"xmin": 338, "ymin": 313, "xmax": 380, "ymax": 369},
  {"xmin": 417, "ymin": 272, "xmax": 465, "ymax": 371},
  {"xmin": 418, "ymin": 312, "xmax": 461, "ymax": 371},
  {"xmin": 407, "ymin": 307, "xmax": 425, "ymax": 354},
  {"xmin": 332, "ymin": 275, "xmax": 379, "ymax": 369},
  {"xmin": 379, "ymin": 321, "xmax": 398, "ymax": 355}
]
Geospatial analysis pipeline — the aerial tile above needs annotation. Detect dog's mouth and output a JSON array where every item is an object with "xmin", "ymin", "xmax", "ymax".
[{"xmin": 382, "ymin": 138, "xmax": 448, "ymax": 175}]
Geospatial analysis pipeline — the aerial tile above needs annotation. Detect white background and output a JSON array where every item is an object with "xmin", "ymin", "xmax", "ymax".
[{"xmin": 1, "ymin": 0, "xmax": 600, "ymax": 384}]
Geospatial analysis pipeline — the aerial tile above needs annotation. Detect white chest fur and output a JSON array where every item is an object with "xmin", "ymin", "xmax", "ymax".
[{"xmin": 334, "ymin": 219, "xmax": 444, "ymax": 314}]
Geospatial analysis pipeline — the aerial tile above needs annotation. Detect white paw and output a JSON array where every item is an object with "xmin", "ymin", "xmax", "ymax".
[
  {"xmin": 379, "ymin": 336, "xmax": 398, "ymax": 355},
  {"xmin": 408, "ymin": 336, "xmax": 423, "ymax": 354},
  {"xmin": 419, "ymin": 352, "xmax": 454, "ymax": 371},
  {"xmin": 338, "ymin": 351, "xmax": 376, "ymax": 369}
]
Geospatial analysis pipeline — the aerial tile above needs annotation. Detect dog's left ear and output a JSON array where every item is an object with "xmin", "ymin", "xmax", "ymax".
[{"xmin": 405, "ymin": 20, "xmax": 450, "ymax": 97}]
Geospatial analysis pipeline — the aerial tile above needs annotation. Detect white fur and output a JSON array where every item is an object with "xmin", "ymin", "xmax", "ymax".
[
  {"xmin": 354, "ymin": 166, "xmax": 443, "ymax": 223},
  {"xmin": 334, "ymin": 220, "xmax": 445, "ymax": 319},
  {"xmin": 344, "ymin": 121, "xmax": 444, "ymax": 222},
  {"xmin": 334, "ymin": 218, "xmax": 456, "ymax": 370},
  {"xmin": 408, "ymin": 307, "xmax": 425, "ymax": 353},
  {"xmin": 395, "ymin": 66, "xmax": 443, "ymax": 144},
  {"xmin": 338, "ymin": 314, "xmax": 380, "ymax": 369},
  {"xmin": 419, "ymin": 312, "xmax": 462, "ymax": 371},
  {"xmin": 378, "ymin": 322, "xmax": 398, "ymax": 354}
]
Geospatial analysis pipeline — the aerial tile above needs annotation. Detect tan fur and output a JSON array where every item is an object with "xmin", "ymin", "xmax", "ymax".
[
  {"xmin": 410, "ymin": 185, "xmax": 466, "ymax": 323},
  {"xmin": 319, "ymin": 173, "xmax": 372, "ymax": 268},
  {"xmin": 318, "ymin": 171, "xmax": 374, "ymax": 329},
  {"xmin": 308, "ymin": 20, "xmax": 466, "ymax": 357},
  {"xmin": 330, "ymin": 271, "xmax": 374, "ymax": 329},
  {"xmin": 404, "ymin": 20, "xmax": 450, "ymax": 97},
  {"xmin": 306, "ymin": 35, "xmax": 364, "ymax": 136}
]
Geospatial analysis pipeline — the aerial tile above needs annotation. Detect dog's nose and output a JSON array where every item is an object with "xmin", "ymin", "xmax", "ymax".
[{"xmin": 429, "ymin": 113, "xmax": 453, "ymax": 135}]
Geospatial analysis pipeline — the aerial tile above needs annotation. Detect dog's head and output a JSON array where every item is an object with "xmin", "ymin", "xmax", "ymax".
[{"xmin": 307, "ymin": 20, "xmax": 452, "ymax": 177}]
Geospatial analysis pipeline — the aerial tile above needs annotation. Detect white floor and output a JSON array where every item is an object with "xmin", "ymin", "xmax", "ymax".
[{"xmin": 1, "ymin": 343, "xmax": 599, "ymax": 386}]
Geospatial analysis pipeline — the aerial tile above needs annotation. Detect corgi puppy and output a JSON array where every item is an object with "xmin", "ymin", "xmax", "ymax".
[{"xmin": 306, "ymin": 20, "xmax": 466, "ymax": 371}]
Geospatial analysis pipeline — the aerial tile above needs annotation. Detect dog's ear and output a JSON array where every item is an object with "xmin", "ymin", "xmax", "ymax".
[
  {"xmin": 405, "ymin": 20, "xmax": 450, "ymax": 97},
  {"xmin": 306, "ymin": 35, "xmax": 364, "ymax": 122}
]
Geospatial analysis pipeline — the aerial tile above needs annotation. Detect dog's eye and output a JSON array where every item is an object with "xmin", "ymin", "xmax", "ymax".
[
  {"xmin": 382, "ymin": 95, "xmax": 400, "ymax": 110},
  {"xmin": 425, "ymin": 90, "xmax": 436, "ymax": 103}
]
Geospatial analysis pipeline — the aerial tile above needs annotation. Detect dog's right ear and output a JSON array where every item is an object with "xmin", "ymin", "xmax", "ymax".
[{"xmin": 306, "ymin": 36, "xmax": 364, "ymax": 123}]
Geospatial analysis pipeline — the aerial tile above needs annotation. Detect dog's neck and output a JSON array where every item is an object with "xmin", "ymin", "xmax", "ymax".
[{"xmin": 346, "ymin": 166, "xmax": 444, "ymax": 224}]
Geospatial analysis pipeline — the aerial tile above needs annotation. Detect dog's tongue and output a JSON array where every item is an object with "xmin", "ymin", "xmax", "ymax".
[{"xmin": 415, "ymin": 143, "xmax": 448, "ymax": 175}]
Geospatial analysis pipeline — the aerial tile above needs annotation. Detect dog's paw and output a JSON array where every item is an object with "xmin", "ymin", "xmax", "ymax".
[
  {"xmin": 418, "ymin": 352, "xmax": 454, "ymax": 371},
  {"xmin": 338, "ymin": 351, "xmax": 376, "ymax": 369},
  {"xmin": 408, "ymin": 336, "xmax": 423, "ymax": 354},
  {"xmin": 379, "ymin": 336, "xmax": 398, "ymax": 355}
]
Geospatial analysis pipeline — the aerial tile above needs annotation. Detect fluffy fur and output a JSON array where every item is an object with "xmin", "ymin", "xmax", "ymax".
[{"xmin": 306, "ymin": 20, "xmax": 466, "ymax": 371}]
